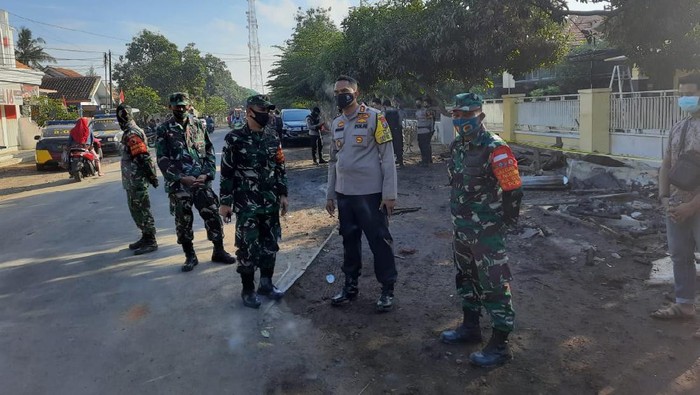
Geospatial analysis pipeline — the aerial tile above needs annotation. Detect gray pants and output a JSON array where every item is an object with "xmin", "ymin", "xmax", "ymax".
[{"xmin": 666, "ymin": 215, "xmax": 700, "ymax": 304}]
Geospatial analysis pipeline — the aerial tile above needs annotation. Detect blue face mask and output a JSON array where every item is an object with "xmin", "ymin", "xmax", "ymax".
[
  {"xmin": 679, "ymin": 96, "xmax": 700, "ymax": 113},
  {"xmin": 453, "ymin": 115, "xmax": 482, "ymax": 138}
]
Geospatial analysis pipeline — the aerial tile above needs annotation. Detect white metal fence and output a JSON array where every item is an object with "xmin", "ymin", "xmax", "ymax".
[
  {"xmin": 515, "ymin": 94, "xmax": 580, "ymax": 134},
  {"xmin": 609, "ymin": 90, "xmax": 682, "ymax": 159},
  {"xmin": 610, "ymin": 90, "xmax": 682, "ymax": 132},
  {"xmin": 482, "ymin": 99, "xmax": 504, "ymax": 131}
]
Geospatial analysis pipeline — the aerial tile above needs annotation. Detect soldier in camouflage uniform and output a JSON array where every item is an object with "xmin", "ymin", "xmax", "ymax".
[
  {"xmin": 440, "ymin": 93, "xmax": 523, "ymax": 368},
  {"xmin": 117, "ymin": 104, "xmax": 159, "ymax": 255},
  {"xmin": 156, "ymin": 92, "xmax": 236, "ymax": 272},
  {"xmin": 219, "ymin": 95, "xmax": 289, "ymax": 309}
]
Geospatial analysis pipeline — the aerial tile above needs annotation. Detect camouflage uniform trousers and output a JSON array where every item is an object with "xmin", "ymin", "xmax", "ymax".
[
  {"xmin": 168, "ymin": 186, "xmax": 224, "ymax": 244},
  {"xmin": 453, "ymin": 229, "xmax": 515, "ymax": 333},
  {"xmin": 234, "ymin": 209, "xmax": 281, "ymax": 274},
  {"xmin": 126, "ymin": 184, "xmax": 156, "ymax": 236}
]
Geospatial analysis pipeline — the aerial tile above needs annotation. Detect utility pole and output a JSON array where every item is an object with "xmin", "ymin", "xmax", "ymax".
[
  {"xmin": 246, "ymin": 0, "xmax": 264, "ymax": 94},
  {"xmin": 108, "ymin": 50, "xmax": 113, "ymax": 109},
  {"xmin": 104, "ymin": 52, "xmax": 108, "ymax": 104}
]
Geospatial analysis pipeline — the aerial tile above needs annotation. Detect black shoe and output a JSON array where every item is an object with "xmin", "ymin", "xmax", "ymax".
[
  {"xmin": 257, "ymin": 277, "xmax": 284, "ymax": 300},
  {"xmin": 129, "ymin": 236, "xmax": 145, "ymax": 250},
  {"xmin": 241, "ymin": 290, "xmax": 261, "ymax": 309},
  {"xmin": 211, "ymin": 247, "xmax": 236, "ymax": 264},
  {"xmin": 313, "ymin": 160, "xmax": 319, "ymax": 165},
  {"xmin": 376, "ymin": 291, "xmax": 393, "ymax": 312},
  {"xmin": 469, "ymin": 330, "xmax": 513, "ymax": 367},
  {"xmin": 319, "ymin": 159, "xmax": 328, "ymax": 164},
  {"xmin": 134, "ymin": 236, "xmax": 158, "ymax": 255},
  {"xmin": 440, "ymin": 309, "xmax": 483, "ymax": 344},
  {"xmin": 331, "ymin": 281, "xmax": 359, "ymax": 306},
  {"xmin": 181, "ymin": 253, "xmax": 199, "ymax": 272}
]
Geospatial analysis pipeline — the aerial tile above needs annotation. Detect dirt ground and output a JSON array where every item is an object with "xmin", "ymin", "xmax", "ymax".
[
  {"xmin": 282, "ymin": 144, "xmax": 700, "ymax": 395},
  {"xmin": 3, "ymin": 137, "xmax": 700, "ymax": 394}
]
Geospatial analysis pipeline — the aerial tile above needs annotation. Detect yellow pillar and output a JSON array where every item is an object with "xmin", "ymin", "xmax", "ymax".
[
  {"xmin": 501, "ymin": 94, "xmax": 524, "ymax": 142},
  {"xmin": 578, "ymin": 88, "xmax": 611, "ymax": 154}
]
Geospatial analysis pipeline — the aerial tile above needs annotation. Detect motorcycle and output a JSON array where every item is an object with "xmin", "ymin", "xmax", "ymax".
[
  {"xmin": 68, "ymin": 140, "xmax": 101, "ymax": 182},
  {"xmin": 206, "ymin": 123, "xmax": 215, "ymax": 134}
]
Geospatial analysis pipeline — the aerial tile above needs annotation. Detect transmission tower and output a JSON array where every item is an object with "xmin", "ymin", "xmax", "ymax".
[{"xmin": 246, "ymin": 0, "xmax": 264, "ymax": 94}]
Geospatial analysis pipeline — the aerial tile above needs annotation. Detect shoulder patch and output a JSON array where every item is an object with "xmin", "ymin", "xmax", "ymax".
[{"xmin": 374, "ymin": 114, "xmax": 393, "ymax": 144}]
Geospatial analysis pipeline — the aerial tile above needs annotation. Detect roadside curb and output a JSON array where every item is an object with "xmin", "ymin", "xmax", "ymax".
[{"xmin": 277, "ymin": 225, "xmax": 338, "ymax": 293}]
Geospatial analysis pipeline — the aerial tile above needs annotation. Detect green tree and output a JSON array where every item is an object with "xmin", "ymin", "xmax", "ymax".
[
  {"xmin": 125, "ymin": 86, "xmax": 163, "ymax": 124},
  {"xmin": 268, "ymin": 7, "xmax": 343, "ymax": 107},
  {"xmin": 202, "ymin": 96, "xmax": 229, "ymax": 117},
  {"xmin": 29, "ymin": 96, "xmax": 78, "ymax": 127},
  {"xmin": 203, "ymin": 54, "xmax": 250, "ymax": 107},
  {"xmin": 114, "ymin": 30, "xmax": 183, "ymax": 100},
  {"xmin": 14, "ymin": 27, "xmax": 56, "ymax": 69},
  {"xmin": 336, "ymin": 0, "xmax": 568, "ymax": 99}
]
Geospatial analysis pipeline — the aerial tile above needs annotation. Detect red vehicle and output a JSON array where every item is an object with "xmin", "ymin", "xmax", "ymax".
[{"xmin": 68, "ymin": 142, "xmax": 100, "ymax": 182}]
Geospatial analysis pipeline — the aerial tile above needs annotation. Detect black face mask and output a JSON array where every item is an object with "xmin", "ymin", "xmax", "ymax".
[
  {"xmin": 336, "ymin": 93, "xmax": 355, "ymax": 110},
  {"xmin": 173, "ymin": 110, "xmax": 187, "ymax": 121},
  {"xmin": 251, "ymin": 109, "xmax": 270, "ymax": 127}
]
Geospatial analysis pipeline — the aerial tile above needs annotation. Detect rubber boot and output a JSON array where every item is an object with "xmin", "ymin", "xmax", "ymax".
[
  {"xmin": 257, "ymin": 268, "xmax": 284, "ymax": 300},
  {"xmin": 440, "ymin": 309, "xmax": 483, "ymax": 344},
  {"xmin": 211, "ymin": 240, "xmax": 236, "ymax": 264},
  {"xmin": 240, "ymin": 272, "xmax": 261, "ymax": 309},
  {"xmin": 181, "ymin": 242, "xmax": 199, "ymax": 272},
  {"xmin": 129, "ymin": 235, "xmax": 145, "ymax": 250},
  {"xmin": 469, "ymin": 329, "xmax": 513, "ymax": 368},
  {"xmin": 134, "ymin": 233, "xmax": 158, "ymax": 255},
  {"xmin": 331, "ymin": 277, "xmax": 359, "ymax": 306}
]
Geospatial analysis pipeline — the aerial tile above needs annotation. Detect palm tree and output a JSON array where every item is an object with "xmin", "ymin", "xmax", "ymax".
[{"xmin": 14, "ymin": 27, "xmax": 56, "ymax": 69}]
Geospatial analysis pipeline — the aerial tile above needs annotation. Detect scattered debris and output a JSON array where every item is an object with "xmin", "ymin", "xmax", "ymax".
[
  {"xmin": 521, "ymin": 175, "xmax": 569, "ymax": 190},
  {"xmin": 393, "ymin": 207, "xmax": 422, "ymax": 215},
  {"xmin": 398, "ymin": 248, "xmax": 418, "ymax": 255},
  {"xmin": 581, "ymin": 154, "xmax": 627, "ymax": 168},
  {"xmin": 261, "ymin": 329, "xmax": 271, "ymax": 338},
  {"xmin": 611, "ymin": 253, "xmax": 622, "ymax": 259},
  {"xmin": 630, "ymin": 211, "xmax": 643, "ymax": 219},
  {"xmin": 518, "ymin": 227, "xmax": 543, "ymax": 239}
]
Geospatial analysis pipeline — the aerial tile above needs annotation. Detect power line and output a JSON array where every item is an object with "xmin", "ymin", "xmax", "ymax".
[
  {"xmin": 8, "ymin": 11, "xmax": 129, "ymax": 42},
  {"xmin": 44, "ymin": 47, "xmax": 106, "ymax": 54}
]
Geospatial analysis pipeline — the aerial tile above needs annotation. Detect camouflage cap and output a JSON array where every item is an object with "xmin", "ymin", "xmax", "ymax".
[
  {"xmin": 169, "ymin": 92, "xmax": 190, "ymax": 106},
  {"xmin": 451, "ymin": 92, "xmax": 483, "ymax": 112},
  {"xmin": 246, "ymin": 94, "xmax": 275, "ymax": 110}
]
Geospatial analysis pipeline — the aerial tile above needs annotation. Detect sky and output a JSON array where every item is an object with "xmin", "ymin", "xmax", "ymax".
[{"xmin": 4, "ymin": 0, "xmax": 609, "ymax": 91}]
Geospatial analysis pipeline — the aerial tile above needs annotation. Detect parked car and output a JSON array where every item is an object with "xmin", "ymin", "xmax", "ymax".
[
  {"xmin": 90, "ymin": 114, "xmax": 123, "ymax": 154},
  {"xmin": 280, "ymin": 108, "xmax": 311, "ymax": 146},
  {"xmin": 34, "ymin": 120, "xmax": 75, "ymax": 170}
]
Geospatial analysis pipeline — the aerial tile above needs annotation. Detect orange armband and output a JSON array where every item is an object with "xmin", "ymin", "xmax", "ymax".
[
  {"xmin": 127, "ymin": 135, "xmax": 148, "ymax": 156},
  {"xmin": 491, "ymin": 145, "xmax": 522, "ymax": 191}
]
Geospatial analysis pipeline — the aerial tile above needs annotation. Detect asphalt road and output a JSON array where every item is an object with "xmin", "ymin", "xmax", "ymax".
[{"xmin": 0, "ymin": 128, "xmax": 335, "ymax": 394}]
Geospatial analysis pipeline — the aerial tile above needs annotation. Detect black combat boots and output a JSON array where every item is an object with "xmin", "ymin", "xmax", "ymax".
[
  {"xmin": 134, "ymin": 233, "xmax": 157, "ymax": 255},
  {"xmin": 129, "ymin": 235, "xmax": 146, "ymax": 250},
  {"xmin": 211, "ymin": 241, "xmax": 236, "ymax": 264},
  {"xmin": 331, "ymin": 277, "xmax": 359, "ymax": 306},
  {"xmin": 240, "ymin": 272, "xmax": 261, "ymax": 309},
  {"xmin": 440, "ymin": 309, "xmax": 483, "ymax": 344},
  {"xmin": 257, "ymin": 269, "xmax": 284, "ymax": 300},
  {"xmin": 469, "ymin": 329, "xmax": 513, "ymax": 368},
  {"xmin": 181, "ymin": 242, "xmax": 199, "ymax": 272}
]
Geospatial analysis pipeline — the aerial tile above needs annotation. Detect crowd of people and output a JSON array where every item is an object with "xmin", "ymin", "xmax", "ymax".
[{"xmin": 95, "ymin": 71, "xmax": 700, "ymax": 369}]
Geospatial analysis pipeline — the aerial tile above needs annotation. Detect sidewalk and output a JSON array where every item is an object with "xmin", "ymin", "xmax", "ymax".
[{"xmin": 0, "ymin": 149, "xmax": 34, "ymax": 168}]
